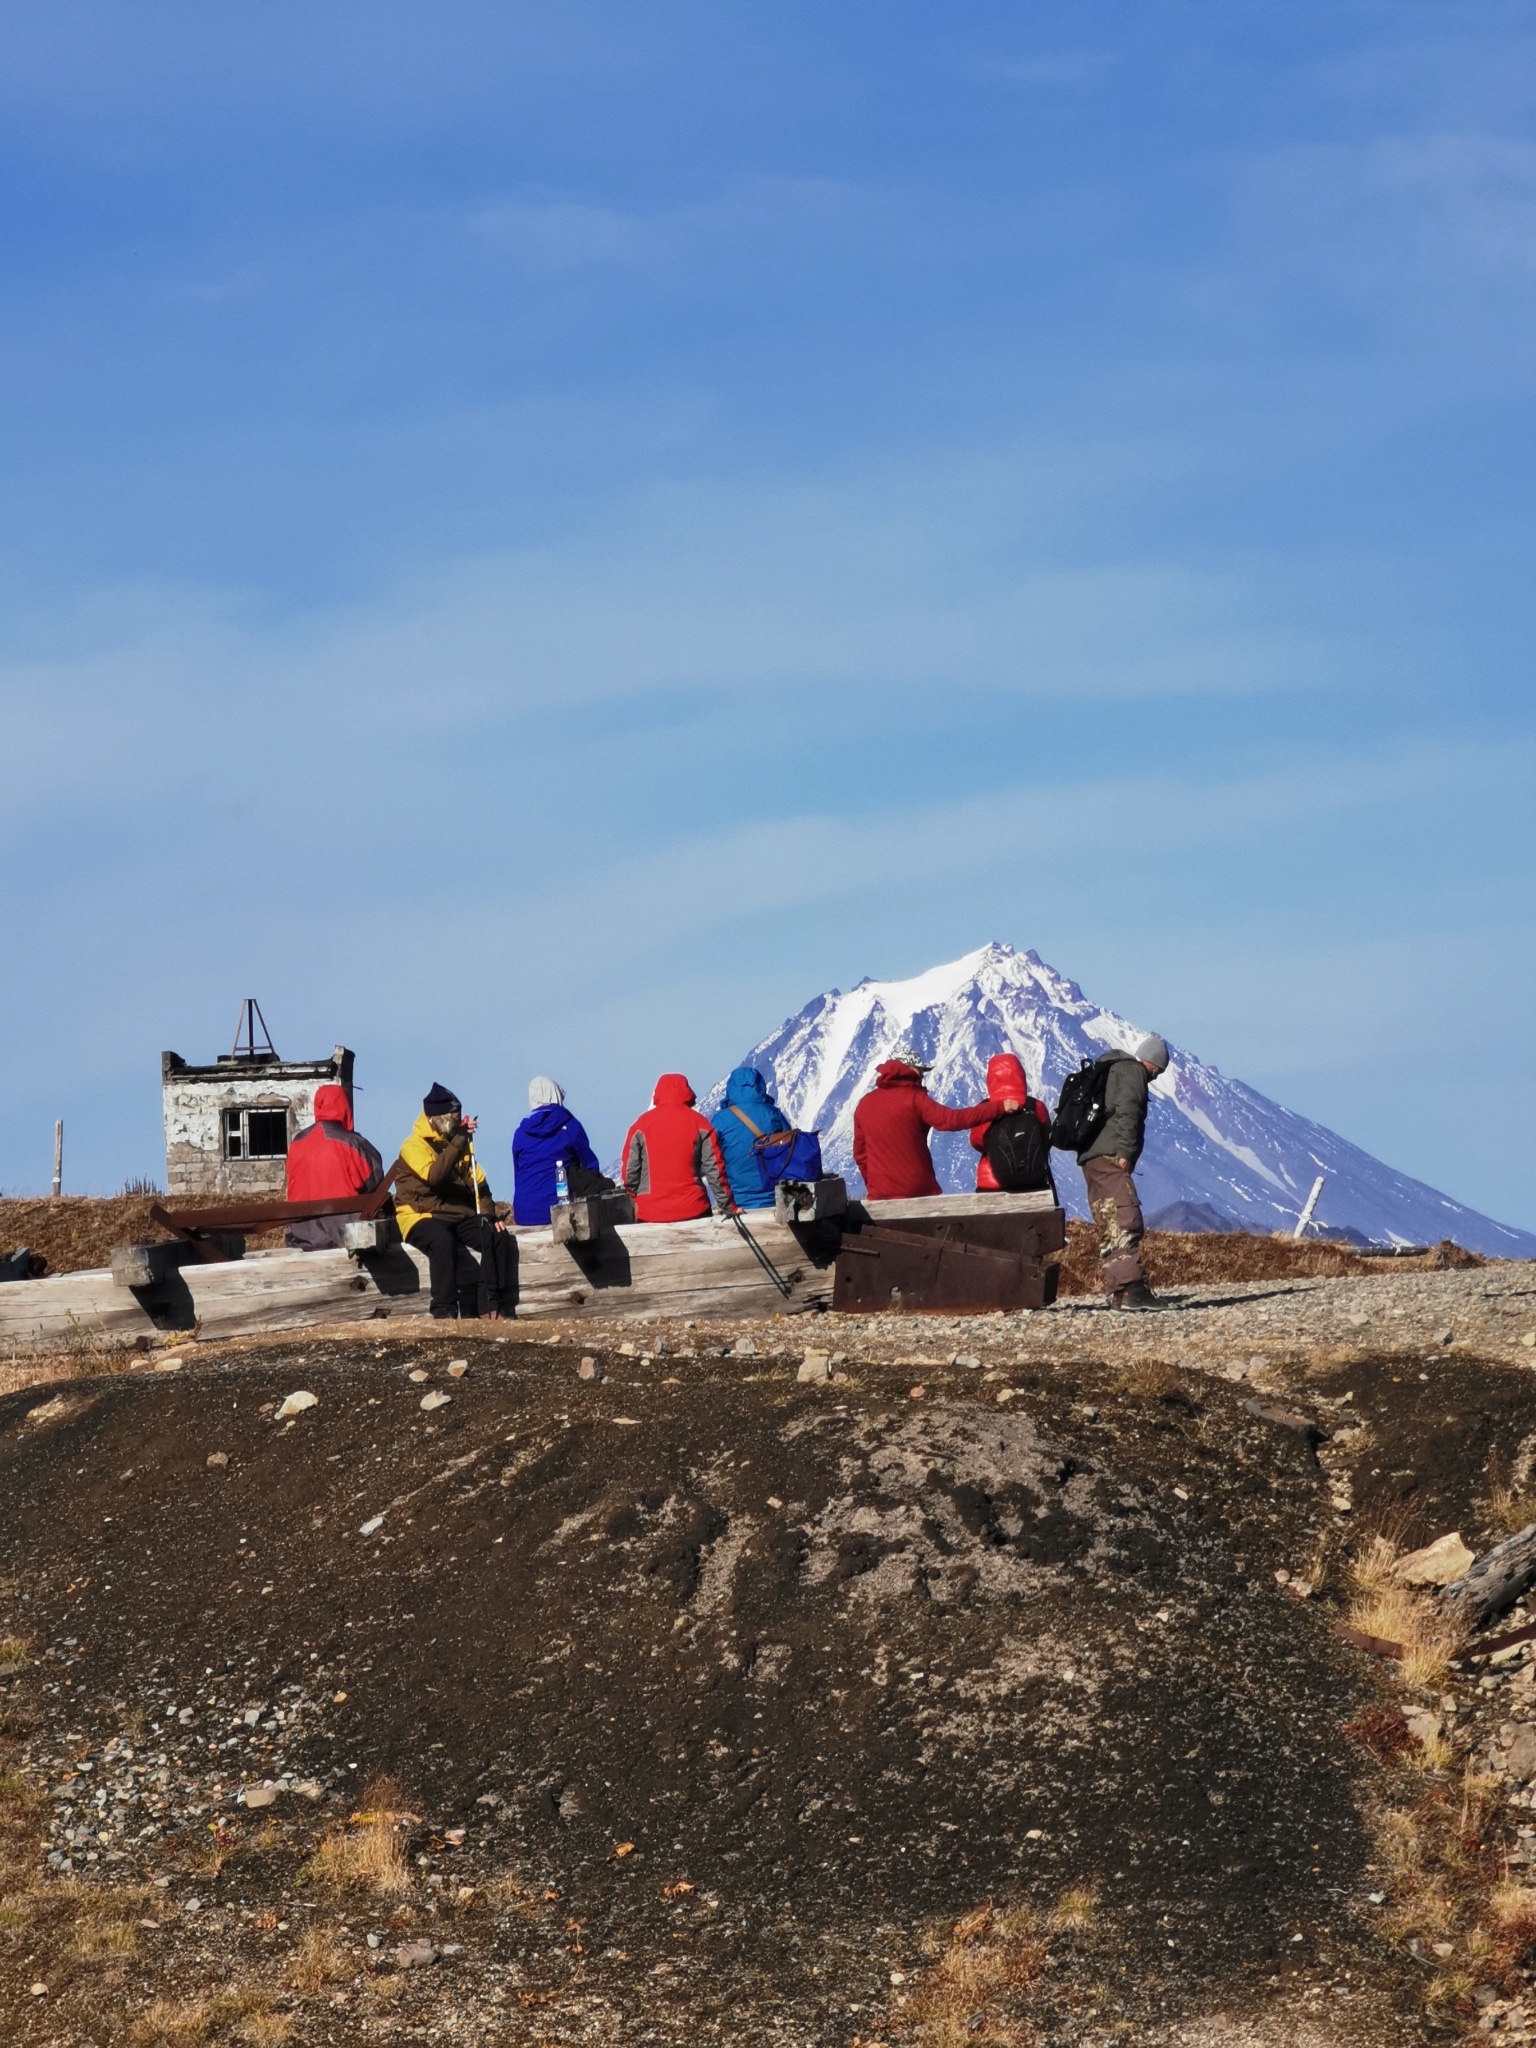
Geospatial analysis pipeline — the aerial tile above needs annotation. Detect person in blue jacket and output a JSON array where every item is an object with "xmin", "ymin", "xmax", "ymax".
[
  {"xmin": 711, "ymin": 1066, "xmax": 791, "ymax": 1211},
  {"xmin": 511, "ymin": 1077, "xmax": 601, "ymax": 1226}
]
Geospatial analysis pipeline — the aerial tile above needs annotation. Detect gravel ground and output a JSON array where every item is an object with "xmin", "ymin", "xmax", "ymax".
[{"xmin": 1, "ymin": 1263, "xmax": 1535, "ymax": 2046}]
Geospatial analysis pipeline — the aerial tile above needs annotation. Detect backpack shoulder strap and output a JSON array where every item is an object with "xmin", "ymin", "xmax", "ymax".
[{"xmin": 727, "ymin": 1103, "xmax": 766, "ymax": 1139}]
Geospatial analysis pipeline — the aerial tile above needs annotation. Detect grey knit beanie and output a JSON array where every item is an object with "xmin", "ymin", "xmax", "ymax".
[
  {"xmin": 1136, "ymin": 1035, "xmax": 1169, "ymax": 1073},
  {"xmin": 528, "ymin": 1076, "xmax": 565, "ymax": 1109}
]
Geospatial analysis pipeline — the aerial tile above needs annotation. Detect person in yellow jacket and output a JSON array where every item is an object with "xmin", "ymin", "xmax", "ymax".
[{"xmin": 394, "ymin": 1082, "xmax": 516, "ymax": 1319}]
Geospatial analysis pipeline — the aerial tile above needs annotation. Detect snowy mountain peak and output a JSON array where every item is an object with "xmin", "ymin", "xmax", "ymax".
[{"xmin": 708, "ymin": 943, "xmax": 1536, "ymax": 1258}]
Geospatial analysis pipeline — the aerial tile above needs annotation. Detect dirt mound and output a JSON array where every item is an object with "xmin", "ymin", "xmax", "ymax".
[
  {"xmin": 1053, "ymin": 1223, "xmax": 1484, "ymax": 1297},
  {"xmin": 0, "ymin": 1328, "xmax": 1469, "ymax": 2044},
  {"xmin": 0, "ymin": 1196, "xmax": 286, "ymax": 1275}
]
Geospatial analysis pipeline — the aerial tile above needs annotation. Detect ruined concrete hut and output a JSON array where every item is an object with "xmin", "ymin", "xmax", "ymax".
[{"xmin": 160, "ymin": 999, "xmax": 354, "ymax": 1198}]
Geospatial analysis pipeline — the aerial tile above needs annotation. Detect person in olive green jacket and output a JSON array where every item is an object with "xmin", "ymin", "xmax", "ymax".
[
  {"xmin": 394, "ymin": 1083, "xmax": 516, "ymax": 1319},
  {"xmin": 1076, "ymin": 1036, "xmax": 1168, "ymax": 1311}
]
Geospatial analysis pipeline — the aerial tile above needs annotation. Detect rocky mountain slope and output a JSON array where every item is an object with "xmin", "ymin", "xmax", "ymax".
[{"xmin": 711, "ymin": 943, "xmax": 1535, "ymax": 1257}]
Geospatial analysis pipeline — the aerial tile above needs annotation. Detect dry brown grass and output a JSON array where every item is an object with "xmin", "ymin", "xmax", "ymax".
[
  {"xmin": 1484, "ymin": 1455, "xmax": 1536, "ymax": 1539},
  {"xmin": 896, "ymin": 1902, "xmax": 1044, "ymax": 2047},
  {"xmin": 302, "ymin": 1776, "xmax": 411, "ymax": 1896},
  {"xmin": 1112, "ymin": 1357, "xmax": 1182, "ymax": 1400},
  {"xmin": 0, "ymin": 1634, "xmax": 30, "ymax": 1673},
  {"xmin": 288, "ymin": 1921, "xmax": 352, "ymax": 1993},
  {"xmin": 1049, "ymin": 1884, "xmax": 1098, "ymax": 1930},
  {"xmin": 69, "ymin": 1912, "xmax": 138, "ymax": 1960},
  {"xmin": 128, "ymin": 1989, "xmax": 286, "ymax": 2047},
  {"xmin": 1490, "ymin": 1884, "xmax": 1536, "ymax": 1939},
  {"xmin": 1345, "ymin": 1535, "xmax": 1464, "ymax": 1688}
]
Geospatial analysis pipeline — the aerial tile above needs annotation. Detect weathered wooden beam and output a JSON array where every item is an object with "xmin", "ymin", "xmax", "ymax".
[
  {"xmin": 0, "ymin": 1192, "xmax": 1063, "ymax": 1353},
  {"xmin": 1443, "ymin": 1523, "xmax": 1536, "ymax": 1630}
]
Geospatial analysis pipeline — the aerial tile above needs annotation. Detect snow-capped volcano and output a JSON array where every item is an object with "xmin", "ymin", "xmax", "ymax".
[{"xmin": 708, "ymin": 942, "xmax": 1535, "ymax": 1257}]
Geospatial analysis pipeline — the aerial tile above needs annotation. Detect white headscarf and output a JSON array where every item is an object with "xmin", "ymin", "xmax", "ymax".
[{"xmin": 528, "ymin": 1076, "xmax": 565, "ymax": 1109}]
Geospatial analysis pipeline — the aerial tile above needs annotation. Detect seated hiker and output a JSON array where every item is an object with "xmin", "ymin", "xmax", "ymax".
[
  {"xmin": 711, "ymin": 1066, "xmax": 791, "ymax": 1212},
  {"xmin": 394, "ymin": 1083, "xmax": 517, "ymax": 1319},
  {"xmin": 284, "ymin": 1083, "xmax": 387, "ymax": 1248},
  {"xmin": 970, "ymin": 1053, "xmax": 1056, "ymax": 1196},
  {"xmin": 852, "ymin": 1047, "xmax": 992, "ymax": 1200},
  {"xmin": 511, "ymin": 1076, "xmax": 604, "ymax": 1226},
  {"xmin": 0, "ymin": 1247, "xmax": 44, "ymax": 1282},
  {"xmin": 623, "ymin": 1074, "xmax": 734, "ymax": 1222}
]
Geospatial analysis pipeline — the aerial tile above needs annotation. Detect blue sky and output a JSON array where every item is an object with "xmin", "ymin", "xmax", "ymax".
[{"xmin": 2, "ymin": 1, "xmax": 1533, "ymax": 1230}]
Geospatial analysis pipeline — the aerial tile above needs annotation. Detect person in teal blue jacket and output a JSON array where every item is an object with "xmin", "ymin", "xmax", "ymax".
[{"xmin": 711, "ymin": 1066, "xmax": 791, "ymax": 1211}]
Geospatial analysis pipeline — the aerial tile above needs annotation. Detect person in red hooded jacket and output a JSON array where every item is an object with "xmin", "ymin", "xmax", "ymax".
[
  {"xmin": 970, "ymin": 1052, "xmax": 1056, "ymax": 1194},
  {"xmin": 283, "ymin": 1084, "xmax": 386, "ymax": 1249},
  {"xmin": 852, "ymin": 1050, "xmax": 992, "ymax": 1200},
  {"xmin": 622, "ymin": 1074, "xmax": 735, "ymax": 1223}
]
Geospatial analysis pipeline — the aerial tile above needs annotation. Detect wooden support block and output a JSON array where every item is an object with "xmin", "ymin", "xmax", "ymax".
[
  {"xmin": 110, "ymin": 1241, "xmax": 198, "ymax": 1290},
  {"xmin": 550, "ymin": 1193, "xmax": 636, "ymax": 1245},
  {"xmin": 773, "ymin": 1176, "xmax": 848, "ymax": 1226},
  {"xmin": 340, "ymin": 1218, "xmax": 391, "ymax": 1253}
]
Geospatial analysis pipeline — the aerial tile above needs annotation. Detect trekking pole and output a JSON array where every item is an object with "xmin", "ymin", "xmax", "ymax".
[
  {"xmin": 731, "ymin": 1209, "xmax": 794, "ymax": 1299},
  {"xmin": 466, "ymin": 1129, "xmax": 496, "ymax": 1311}
]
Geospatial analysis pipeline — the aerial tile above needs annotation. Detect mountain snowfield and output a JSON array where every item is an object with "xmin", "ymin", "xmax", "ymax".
[{"xmin": 707, "ymin": 942, "xmax": 1536, "ymax": 1258}]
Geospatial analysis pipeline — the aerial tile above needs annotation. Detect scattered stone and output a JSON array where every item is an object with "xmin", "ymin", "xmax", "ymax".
[
  {"xmin": 274, "ymin": 1391, "xmax": 318, "ymax": 1420},
  {"xmin": 1397, "ymin": 1532, "xmax": 1476, "ymax": 1587},
  {"xmin": 359, "ymin": 1515, "xmax": 386, "ymax": 1536},
  {"xmin": 578, "ymin": 1358, "xmax": 602, "ymax": 1381},
  {"xmin": 408, "ymin": 1369, "xmax": 429, "ymax": 1383},
  {"xmin": 29, "ymin": 1982, "xmax": 47, "ymax": 1997},
  {"xmin": 734, "ymin": 1338, "xmax": 757, "ymax": 1357},
  {"xmin": 1523, "ymin": 1332, "xmax": 1536, "ymax": 1350},
  {"xmin": 240, "ymin": 1784, "xmax": 279, "ymax": 1809},
  {"xmin": 797, "ymin": 1353, "xmax": 831, "ymax": 1384},
  {"xmin": 1506, "ymin": 1726, "xmax": 1536, "ymax": 1782},
  {"xmin": 205, "ymin": 1452, "xmax": 229, "ymax": 1469},
  {"xmin": 619, "ymin": 1342, "xmax": 636, "ymax": 1356},
  {"xmin": 154, "ymin": 1358, "xmax": 184, "ymax": 1373},
  {"xmin": 1437, "ymin": 1330, "xmax": 1454, "ymax": 1346},
  {"xmin": 444, "ymin": 1826, "xmax": 466, "ymax": 1845},
  {"xmin": 447, "ymin": 1359, "xmax": 468, "ymax": 1376},
  {"xmin": 1404, "ymin": 1709, "xmax": 1442, "ymax": 1746},
  {"xmin": 952, "ymin": 1353, "xmax": 982, "ymax": 1369},
  {"xmin": 420, "ymin": 1391, "xmax": 451, "ymax": 1413},
  {"xmin": 394, "ymin": 1939, "xmax": 440, "ymax": 1969}
]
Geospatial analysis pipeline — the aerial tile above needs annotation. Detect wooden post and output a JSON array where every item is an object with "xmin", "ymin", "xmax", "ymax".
[
  {"xmin": 51, "ymin": 1120, "xmax": 62, "ymax": 1198},
  {"xmin": 1293, "ymin": 1174, "xmax": 1324, "ymax": 1240}
]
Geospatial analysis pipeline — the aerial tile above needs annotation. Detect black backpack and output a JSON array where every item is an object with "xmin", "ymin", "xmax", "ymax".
[
  {"xmin": 984, "ymin": 1104, "xmax": 1055, "ymax": 1193},
  {"xmin": 1049, "ymin": 1057, "xmax": 1111, "ymax": 1153}
]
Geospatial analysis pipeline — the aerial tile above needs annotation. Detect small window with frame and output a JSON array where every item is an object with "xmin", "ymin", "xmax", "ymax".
[{"xmin": 222, "ymin": 1107, "xmax": 289, "ymax": 1160}]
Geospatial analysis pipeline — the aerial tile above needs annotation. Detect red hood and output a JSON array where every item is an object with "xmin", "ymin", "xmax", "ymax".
[
  {"xmin": 313, "ymin": 1083, "xmax": 354, "ymax": 1130},
  {"xmin": 875, "ymin": 1062, "xmax": 923, "ymax": 1088},
  {"xmin": 653, "ymin": 1073, "xmax": 696, "ymax": 1108},
  {"xmin": 985, "ymin": 1054, "xmax": 1028, "ymax": 1101}
]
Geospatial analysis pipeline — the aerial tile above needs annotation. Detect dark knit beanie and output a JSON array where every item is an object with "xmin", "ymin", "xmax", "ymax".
[{"xmin": 423, "ymin": 1082, "xmax": 461, "ymax": 1117}]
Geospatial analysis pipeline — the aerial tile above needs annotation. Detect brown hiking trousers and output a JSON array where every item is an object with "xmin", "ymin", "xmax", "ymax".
[{"xmin": 1081, "ymin": 1155, "xmax": 1146, "ymax": 1292}]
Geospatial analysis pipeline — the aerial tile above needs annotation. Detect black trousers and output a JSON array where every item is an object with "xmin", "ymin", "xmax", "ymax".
[{"xmin": 405, "ymin": 1215, "xmax": 517, "ymax": 1318}]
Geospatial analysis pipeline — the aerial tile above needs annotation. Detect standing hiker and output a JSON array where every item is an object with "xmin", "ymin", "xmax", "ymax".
[
  {"xmin": 622, "ymin": 1074, "xmax": 735, "ymax": 1222},
  {"xmin": 711, "ymin": 1066, "xmax": 791, "ymax": 1212},
  {"xmin": 511, "ymin": 1076, "xmax": 603, "ymax": 1226},
  {"xmin": 1074, "ymin": 1035, "xmax": 1169, "ymax": 1310},
  {"xmin": 970, "ymin": 1053, "xmax": 1055, "ymax": 1196},
  {"xmin": 394, "ymin": 1083, "xmax": 517, "ymax": 1319},
  {"xmin": 852, "ymin": 1049, "xmax": 992, "ymax": 1200},
  {"xmin": 284, "ymin": 1083, "xmax": 387, "ymax": 1249}
]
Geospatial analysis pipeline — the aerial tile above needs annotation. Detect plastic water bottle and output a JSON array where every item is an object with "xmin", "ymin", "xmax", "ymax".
[{"xmin": 554, "ymin": 1156, "xmax": 570, "ymax": 1207}]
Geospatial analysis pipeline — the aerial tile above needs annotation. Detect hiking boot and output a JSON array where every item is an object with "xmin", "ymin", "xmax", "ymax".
[{"xmin": 1111, "ymin": 1281, "xmax": 1160, "ymax": 1311}]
